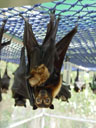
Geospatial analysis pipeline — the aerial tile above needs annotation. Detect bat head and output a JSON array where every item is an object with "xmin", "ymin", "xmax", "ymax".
[{"xmin": 33, "ymin": 87, "xmax": 54, "ymax": 109}]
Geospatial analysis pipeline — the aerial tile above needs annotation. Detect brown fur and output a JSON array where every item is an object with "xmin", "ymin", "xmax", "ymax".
[
  {"xmin": 33, "ymin": 76, "xmax": 62, "ymax": 109},
  {"xmin": 46, "ymin": 76, "xmax": 62, "ymax": 98},
  {"xmin": 29, "ymin": 64, "xmax": 50, "ymax": 87}
]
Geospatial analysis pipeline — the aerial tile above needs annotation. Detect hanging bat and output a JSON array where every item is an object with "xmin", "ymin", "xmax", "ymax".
[
  {"xmin": 20, "ymin": 11, "xmax": 77, "ymax": 109},
  {"xmin": 56, "ymin": 81, "xmax": 71, "ymax": 102},
  {"xmin": 0, "ymin": 64, "xmax": 10, "ymax": 93},
  {"xmin": 74, "ymin": 69, "xmax": 86, "ymax": 92},
  {"xmin": 11, "ymin": 46, "xmax": 28, "ymax": 107}
]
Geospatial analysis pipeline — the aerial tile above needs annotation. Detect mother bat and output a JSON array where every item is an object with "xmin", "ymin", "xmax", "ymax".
[{"xmin": 19, "ymin": 11, "xmax": 77, "ymax": 109}]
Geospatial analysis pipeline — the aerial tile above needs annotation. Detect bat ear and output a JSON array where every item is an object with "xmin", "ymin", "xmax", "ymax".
[
  {"xmin": 50, "ymin": 104, "xmax": 54, "ymax": 109},
  {"xmin": 33, "ymin": 105, "xmax": 37, "ymax": 110}
]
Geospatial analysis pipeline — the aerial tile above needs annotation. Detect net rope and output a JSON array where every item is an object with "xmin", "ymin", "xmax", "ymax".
[{"xmin": 0, "ymin": 0, "xmax": 96, "ymax": 69}]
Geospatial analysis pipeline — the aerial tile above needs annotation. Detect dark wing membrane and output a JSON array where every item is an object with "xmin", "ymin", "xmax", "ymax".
[
  {"xmin": 41, "ymin": 12, "xmax": 60, "ymax": 73},
  {"xmin": 43, "ymin": 11, "xmax": 60, "ymax": 46},
  {"xmin": 19, "ymin": 14, "xmax": 38, "ymax": 47},
  {"xmin": 20, "ymin": 14, "xmax": 41, "ymax": 71},
  {"xmin": 1, "ymin": 64, "xmax": 10, "ymax": 90},
  {"xmin": 12, "ymin": 47, "xmax": 29, "ymax": 99},
  {"xmin": 42, "ymin": 10, "xmax": 55, "ymax": 45},
  {"xmin": 56, "ymin": 82, "xmax": 71, "ymax": 101},
  {"xmin": 55, "ymin": 26, "xmax": 77, "ymax": 72}
]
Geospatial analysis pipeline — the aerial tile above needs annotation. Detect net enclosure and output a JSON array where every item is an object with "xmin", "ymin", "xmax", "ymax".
[{"xmin": 0, "ymin": 0, "xmax": 96, "ymax": 69}]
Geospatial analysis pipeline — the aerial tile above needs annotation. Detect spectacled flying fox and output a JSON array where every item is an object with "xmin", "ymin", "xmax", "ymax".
[
  {"xmin": 18, "ymin": 11, "xmax": 77, "ymax": 109},
  {"xmin": 0, "ymin": 64, "xmax": 10, "ymax": 102}
]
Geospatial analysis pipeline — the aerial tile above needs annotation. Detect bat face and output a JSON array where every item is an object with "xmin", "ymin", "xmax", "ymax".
[{"xmin": 34, "ymin": 88, "xmax": 53, "ymax": 108}]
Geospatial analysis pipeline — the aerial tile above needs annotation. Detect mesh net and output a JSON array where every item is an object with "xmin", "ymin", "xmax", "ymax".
[{"xmin": 0, "ymin": 0, "xmax": 96, "ymax": 69}]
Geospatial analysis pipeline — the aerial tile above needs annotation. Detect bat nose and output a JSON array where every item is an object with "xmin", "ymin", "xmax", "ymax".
[{"xmin": 40, "ymin": 90, "xmax": 46, "ymax": 96}]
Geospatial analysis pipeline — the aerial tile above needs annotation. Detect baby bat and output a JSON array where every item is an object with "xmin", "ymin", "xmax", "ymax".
[{"xmin": 20, "ymin": 11, "xmax": 77, "ymax": 109}]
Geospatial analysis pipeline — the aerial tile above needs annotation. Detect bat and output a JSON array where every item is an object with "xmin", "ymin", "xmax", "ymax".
[
  {"xmin": 56, "ymin": 81, "xmax": 71, "ymax": 102},
  {"xmin": 11, "ymin": 46, "xmax": 28, "ymax": 107},
  {"xmin": 19, "ymin": 11, "xmax": 77, "ymax": 109},
  {"xmin": 0, "ymin": 64, "xmax": 10, "ymax": 93},
  {"xmin": 74, "ymin": 69, "xmax": 86, "ymax": 92}
]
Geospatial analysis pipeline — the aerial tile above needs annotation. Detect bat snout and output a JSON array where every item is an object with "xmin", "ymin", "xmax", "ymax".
[{"xmin": 40, "ymin": 89, "xmax": 47, "ymax": 96}]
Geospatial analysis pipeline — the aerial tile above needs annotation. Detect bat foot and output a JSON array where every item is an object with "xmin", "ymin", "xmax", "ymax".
[
  {"xmin": 49, "ymin": 104, "xmax": 54, "ymax": 109},
  {"xmin": 33, "ymin": 105, "xmax": 37, "ymax": 110}
]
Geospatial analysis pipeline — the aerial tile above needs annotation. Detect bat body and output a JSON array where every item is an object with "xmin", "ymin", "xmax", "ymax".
[
  {"xmin": 56, "ymin": 81, "xmax": 71, "ymax": 102},
  {"xmin": 19, "ymin": 11, "xmax": 77, "ymax": 109},
  {"xmin": 74, "ymin": 69, "xmax": 86, "ymax": 92},
  {"xmin": 12, "ymin": 47, "xmax": 28, "ymax": 107},
  {"xmin": 0, "ymin": 65, "xmax": 10, "ymax": 93}
]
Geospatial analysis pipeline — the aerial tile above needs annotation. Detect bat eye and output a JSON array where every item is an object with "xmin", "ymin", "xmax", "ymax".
[
  {"xmin": 44, "ymin": 98, "xmax": 51, "ymax": 105},
  {"xmin": 36, "ymin": 97, "xmax": 42, "ymax": 104}
]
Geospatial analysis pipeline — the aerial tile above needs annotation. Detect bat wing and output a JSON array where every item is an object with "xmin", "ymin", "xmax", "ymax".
[
  {"xmin": 55, "ymin": 81, "xmax": 71, "ymax": 102},
  {"xmin": 41, "ymin": 11, "xmax": 60, "ymax": 74},
  {"xmin": 55, "ymin": 26, "xmax": 77, "ymax": 73},
  {"xmin": 1, "ymin": 64, "xmax": 10, "ymax": 90},
  {"xmin": 43, "ymin": 10, "xmax": 56, "ymax": 45},
  {"xmin": 20, "ymin": 14, "xmax": 40, "ymax": 71},
  {"xmin": 12, "ymin": 81, "xmax": 28, "ymax": 99},
  {"xmin": 12, "ymin": 47, "xmax": 29, "ymax": 99}
]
